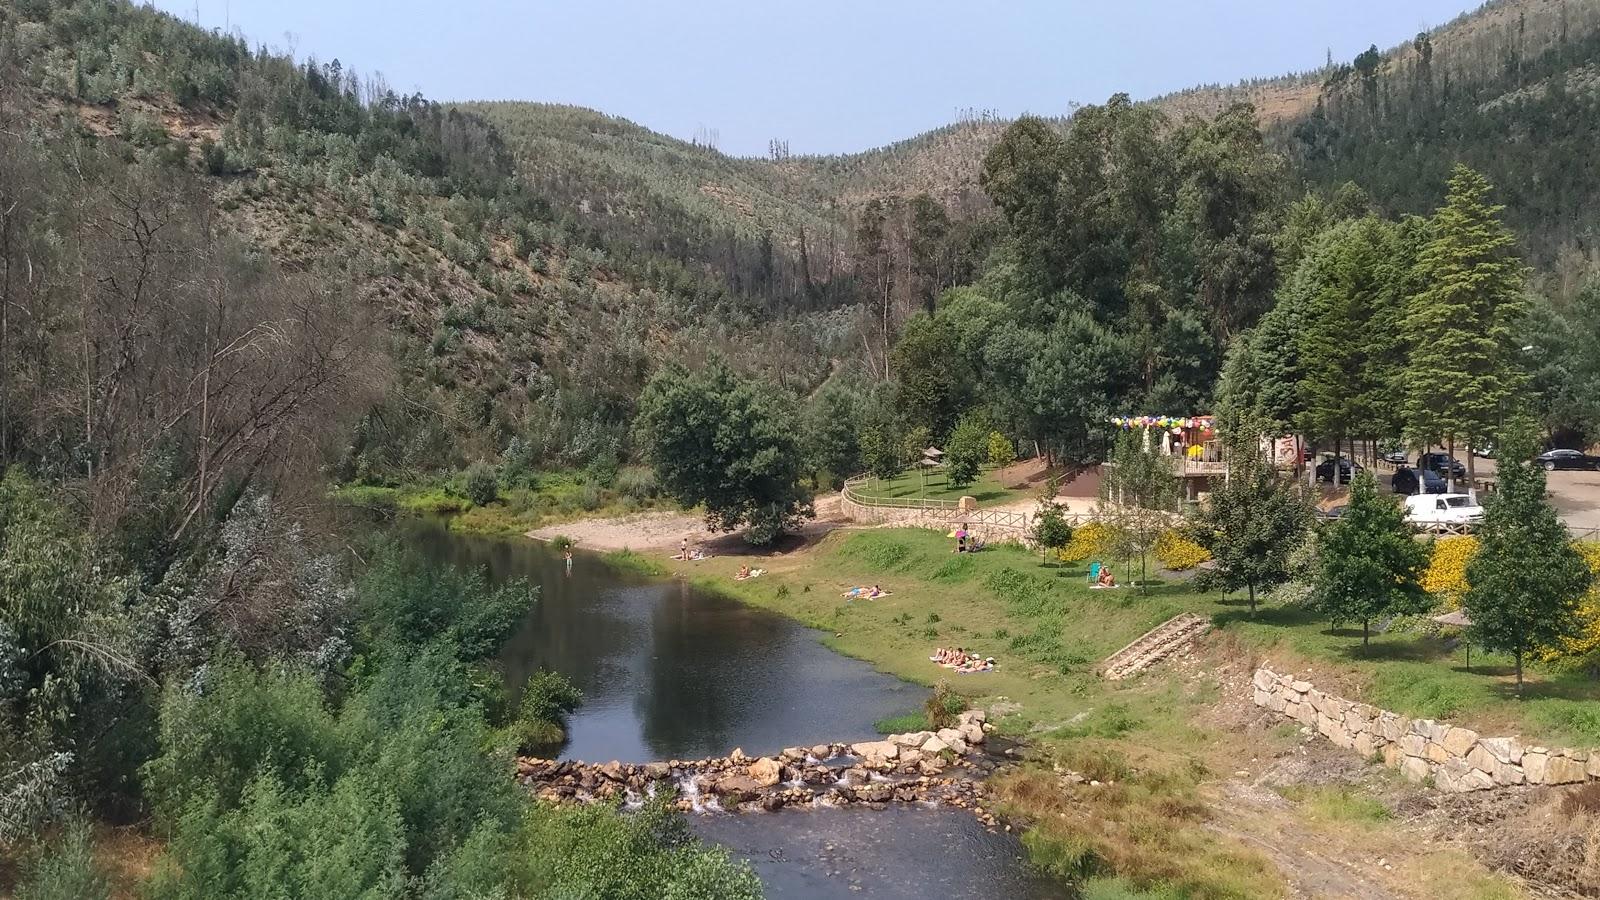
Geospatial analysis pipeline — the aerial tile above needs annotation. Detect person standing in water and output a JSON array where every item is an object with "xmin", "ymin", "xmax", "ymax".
[{"xmin": 564, "ymin": 550, "xmax": 573, "ymax": 575}]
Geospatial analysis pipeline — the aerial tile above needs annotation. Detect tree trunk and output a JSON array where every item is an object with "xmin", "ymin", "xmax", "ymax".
[
  {"xmin": 1248, "ymin": 581, "xmax": 1256, "ymax": 615},
  {"xmin": 1362, "ymin": 619, "xmax": 1370, "ymax": 646},
  {"xmin": 1515, "ymin": 651, "xmax": 1524, "ymax": 692},
  {"xmin": 1466, "ymin": 442, "xmax": 1477, "ymax": 498},
  {"xmin": 1446, "ymin": 435, "xmax": 1457, "ymax": 493}
]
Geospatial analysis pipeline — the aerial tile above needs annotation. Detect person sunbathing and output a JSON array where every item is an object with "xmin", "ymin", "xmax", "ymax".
[
  {"xmin": 868, "ymin": 584, "xmax": 883, "ymax": 598},
  {"xmin": 738, "ymin": 564, "xmax": 751, "ymax": 579},
  {"xmin": 1096, "ymin": 566, "xmax": 1117, "ymax": 588}
]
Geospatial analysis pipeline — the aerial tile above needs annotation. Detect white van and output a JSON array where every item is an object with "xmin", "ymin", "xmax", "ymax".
[{"xmin": 1403, "ymin": 493, "xmax": 1484, "ymax": 530}]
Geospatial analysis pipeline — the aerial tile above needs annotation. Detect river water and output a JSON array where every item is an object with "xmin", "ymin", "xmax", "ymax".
[{"xmin": 393, "ymin": 519, "xmax": 1068, "ymax": 899}]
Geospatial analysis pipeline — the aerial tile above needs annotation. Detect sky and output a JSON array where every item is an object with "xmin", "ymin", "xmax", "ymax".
[{"xmin": 151, "ymin": 0, "xmax": 1481, "ymax": 158}]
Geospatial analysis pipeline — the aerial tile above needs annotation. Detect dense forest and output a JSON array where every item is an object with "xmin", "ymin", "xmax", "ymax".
[{"xmin": 8, "ymin": 0, "xmax": 1600, "ymax": 894}]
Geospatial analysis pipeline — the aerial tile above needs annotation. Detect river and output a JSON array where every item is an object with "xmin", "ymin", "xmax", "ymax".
[{"xmin": 393, "ymin": 518, "xmax": 1069, "ymax": 899}]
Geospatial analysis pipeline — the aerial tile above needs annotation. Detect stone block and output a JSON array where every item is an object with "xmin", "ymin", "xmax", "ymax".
[
  {"xmin": 1547, "ymin": 754, "xmax": 1588, "ymax": 785},
  {"xmin": 1266, "ymin": 692, "xmax": 1287, "ymax": 713},
  {"xmin": 1411, "ymin": 719, "xmax": 1448, "ymax": 743},
  {"xmin": 1382, "ymin": 743, "xmax": 1404, "ymax": 768},
  {"xmin": 1291, "ymin": 680, "xmax": 1312, "ymax": 693},
  {"xmin": 1252, "ymin": 669, "xmax": 1276, "ymax": 691},
  {"xmin": 1434, "ymin": 758, "xmax": 1474, "ymax": 793},
  {"xmin": 1352, "ymin": 731, "xmax": 1376, "ymax": 759},
  {"xmin": 1492, "ymin": 761, "xmax": 1525, "ymax": 787},
  {"xmin": 1425, "ymin": 742, "xmax": 1453, "ymax": 764},
  {"xmin": 921, "ymin": 736, "xmax": 950, "ymax": 755},
  {"xmin": 850, "ymin": 740, "xmax": 899, "ymax": 762},
  {"xmin": 1345, "ymin": 704, "xmax": 1376, "ymax": 733},
  {"xmin": 1398, "ymin": 733, "xmax": 1428, "ymax": 758},
  {"xmin": 1523, "ymin": 750, "xmax": 1549, "ymax": 784},
  {"xmin": 1477, "ymin": 737, "xmax": 1523, "ymax": 765},
  {"xmin": 1400, "ymin": 755, "xmax": 1432, "ymax": 783},
  {"xmin": 959, "ymin": 722, "xmax": 985, "ymax": 745},
  {"xmin": 890, "ymin": 731, "xmax": 933, "ymax": 749},
  {"xmin": 1465, "ymin": 744, "xmax": 1496, "ymax": 773},
  {"xmin": 1378, "ymin": 714, "xmax": 1411, "ymax": 743},
  {"xmin": 1587, "ymin": 754, "xmax": 1600, "ymax": 779},
  {"xmin": 1441, "ymin": 726, "xmax": 1480, "ymax": 757},
  {"xmin": 1253, "ymin": 688, "xmax": 1271, "ymax": 708}
]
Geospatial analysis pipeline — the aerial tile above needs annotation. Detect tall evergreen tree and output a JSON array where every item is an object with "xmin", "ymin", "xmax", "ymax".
[
  {"xmin": 1464, "ymin": 430, "xmax": 1591, "ymax": 690},
  {"xmin": 1402, "ymin": 165, "xmax": 1528, "ymax": 489},
  {"xmin": 1311, "ymin": 472, "xmax": 1430, "ymax": 645}
]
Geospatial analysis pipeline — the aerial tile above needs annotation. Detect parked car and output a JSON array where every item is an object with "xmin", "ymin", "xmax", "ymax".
[
  {"xmin": 1315, "ymin": 456, "xmax": 1365, "ymax": 483},
  {"xmin": 1416, "ymin": 452, "xmax": 1466, "ymax": 480},
  {"xmin": 1472, "ymin": 443, "xmax": 1497, "ymax": 459},
  {"xmin": 1404, "ymin": 493, "xmax": 1485, "ymax": 529},
  {"xmin": 1535, "ymin": 448, "xmax": 1600, "ymax": 471},
  {"xmin": 1382, "ymin": 449, "xmax": 1410, "ymax": 465},
  {"xmin": 1418, "ymin": 468, "xmax": 1447, "ymax": 494},
  {"xmin": 1391, "ymin": 466, "xmax": 1446, "ymax": 496}
]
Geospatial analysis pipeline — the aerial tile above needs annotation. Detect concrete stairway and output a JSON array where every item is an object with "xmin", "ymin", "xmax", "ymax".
[{"xmin": 1098, "ymin": 613, "xmax": 1212, "ymax": 680}]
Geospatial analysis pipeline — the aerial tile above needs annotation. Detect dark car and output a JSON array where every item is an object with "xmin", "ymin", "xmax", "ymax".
[
  {"xmin": 1416, "ymin": 452, "xmax": 1466, "ymax": 480},
  {"xmin": 1315, "ymin": 457, "xmax": 1364, "ymax": 483},
  {"xmin": 1535, "ymin": 448, "xmax": 1600, "ymax": 471},
  {"xmin": 1418, "ymin": 468, "xmax": 1447, "ymax": 493},
  {"xmin": 1390, "ymin": 466, "xmax": 1446, "ymax": 496}
]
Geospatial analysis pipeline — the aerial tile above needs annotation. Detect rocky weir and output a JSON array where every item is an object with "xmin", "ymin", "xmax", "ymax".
[{"xmin": 514, "ymin": 710, "xmax": 1010, "ymax": 828}]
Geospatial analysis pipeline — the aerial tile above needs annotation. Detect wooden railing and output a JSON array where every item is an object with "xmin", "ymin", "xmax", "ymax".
[{"xmin": 840, "ymin": 474, "xmax": 963, "ymax": 511}]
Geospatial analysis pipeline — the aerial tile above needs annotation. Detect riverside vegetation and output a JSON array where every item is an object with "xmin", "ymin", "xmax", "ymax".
[{"xmin": 10, "ymin": 0, "xmax": 1600, "ymax": 896}]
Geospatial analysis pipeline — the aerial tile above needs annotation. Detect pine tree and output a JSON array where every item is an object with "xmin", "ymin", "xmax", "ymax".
[
  {"xmin": 1311, "ymin": 472, "xmax": 1430, "ymax": 645},
  {"xmin": 1464, "ymin": 431, "xmax": 1591, "ymax": 691},
  {"xmin": 1402, "ymin": 166, "xmax": 1528, "ymax": 489}
]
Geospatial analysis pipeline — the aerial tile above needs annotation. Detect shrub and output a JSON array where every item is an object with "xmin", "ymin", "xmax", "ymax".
[
  {"xmin": 356, "ymin": 546, "xmax": 536, "ymax": 662},
  {"xmin": 583, "ymin": 453, "xmax": 620, "ymax": 488},
  {"xmin": 15, "ymin": 817, "xmax": 110, "ymax": 900},
  {"xmin": 1060, "ymin": 521, "xmax": 1117, "ymax": 563},
  {"xmin": 142, "ymin": 657, "xmax": 343, "ymax": 824},
  {"xmin": 464, "ymin": 461, "xmax": 499, "ymax": 506},
  {"xmin": 1153, "ymin": 529, "xmax": 1210, "ymax": 571},
  {"xmin": 615, "ymin": 466, "xmax": 658, "ymax": 501},
  {"xmin": 579, "ymin": 482, "xmax": 604, "ymax": 511},
  {"xmin": 513, "ymin": 669, "xmax": 583, "ymax": 752},
  {"xmin": 1422, "ymin": 535, "xmax": 1479, "ymax": 607},
  {"xmin": 925, "ymin": 680, "xmax": 964, "ymax": 730}
]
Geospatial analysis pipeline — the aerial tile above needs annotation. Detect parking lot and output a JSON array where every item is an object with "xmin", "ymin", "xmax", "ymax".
[{"xmin": 1317, "ymin": 451, "xmax": 1600, "ymax": 537}]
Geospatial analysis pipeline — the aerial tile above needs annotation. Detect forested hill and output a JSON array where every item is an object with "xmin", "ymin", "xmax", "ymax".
[{"xmin": 0, "ymin": 0, "xmax": 875, "ymax": 494}]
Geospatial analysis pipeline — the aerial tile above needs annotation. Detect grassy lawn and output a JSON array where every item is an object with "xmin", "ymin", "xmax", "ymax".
[
  {"xmin": 694, "ymin": 527, "xmax": 1600, "ymax": 751},
  {"xmin": 848, "ymin": 466, "xmax": 1027, "ymax": 507},
  {"xmin": 680, "ymin": 527, "xmax": 1529, "ymax": 898}
]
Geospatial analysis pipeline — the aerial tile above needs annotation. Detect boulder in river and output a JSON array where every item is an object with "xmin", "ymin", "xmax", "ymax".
[
  {"xmin": 890, "ymin": 731, "xmax": 933, "ymax": 748},
  {"xmin": 850, "ymin": 740, "xmax": 900, "ymax": 762},
  {"xmin": 715, "ymin": 774, "xmax": 761, "ymax": 802},
  {"xmin": 921, "ymin": 735, "xmax": 950, "ymax": 754},
  {"xmin": 748, "ymin": 757, "xmax": 782, "ymax": 787}
]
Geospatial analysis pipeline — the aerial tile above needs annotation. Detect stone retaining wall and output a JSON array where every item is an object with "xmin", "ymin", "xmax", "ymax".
[{"xmin": 1252, "ymin": 667, "xmax": 1599, "ymax": 793}]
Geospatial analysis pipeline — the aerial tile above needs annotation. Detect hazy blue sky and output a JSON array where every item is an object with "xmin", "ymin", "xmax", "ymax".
[{"xmin": 152, "ymin": 0, "xmax": 1479, "ymax": 157}]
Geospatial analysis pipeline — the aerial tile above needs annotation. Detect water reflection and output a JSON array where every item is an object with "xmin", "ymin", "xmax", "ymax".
[{"xmin": 391, "ymin": 519, "xmax": 915, "ymax": 762}]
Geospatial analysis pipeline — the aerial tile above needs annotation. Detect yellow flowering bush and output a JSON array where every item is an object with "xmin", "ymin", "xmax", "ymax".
[
  {"xmin": 1059, "ymin": 521, "xmax": 1116, "ymax": 563},
  {"xmin": 1421, "ymin": 535, "xmax": 1479, "ymax": 608},
  {"xmin": 1154, "ymin": 529, "xmax": 1211, "ymax": 571},
  {"xmin": 1541, "ymin": 541, "xmax": 1600, "ymax": 663}
]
